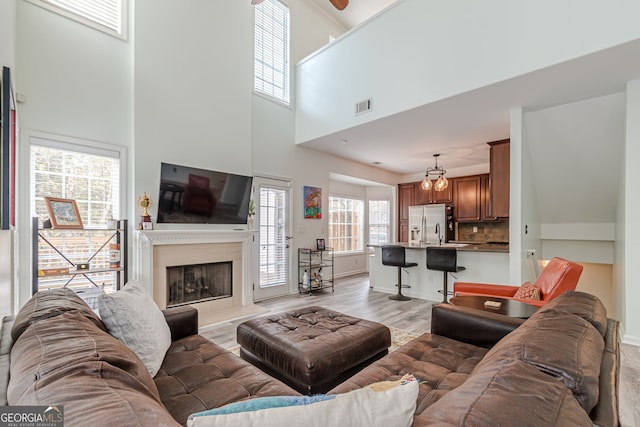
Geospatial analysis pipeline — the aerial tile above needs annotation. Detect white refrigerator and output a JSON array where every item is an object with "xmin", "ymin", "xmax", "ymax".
[{"xmin": 408, "ymin": 204, "xmax": 447, "ymax": 245}]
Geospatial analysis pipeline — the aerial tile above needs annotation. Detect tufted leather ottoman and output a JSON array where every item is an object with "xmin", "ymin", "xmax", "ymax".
[{"xmin": 237, "ymin": 306, "xmax": 391, "ymax": 394}]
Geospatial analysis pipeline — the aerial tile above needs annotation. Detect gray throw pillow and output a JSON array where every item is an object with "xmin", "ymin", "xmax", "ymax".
[{"xmin": 98, "ymin": 281, "xmax": 171, "ymax": 377}]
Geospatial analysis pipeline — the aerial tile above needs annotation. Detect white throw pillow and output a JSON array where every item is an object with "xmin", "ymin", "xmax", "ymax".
[
  {"xmin": 187, "ymin": 375, "xmax": 419, "ymax": 427},
  {"xmin": 98, "ymin": 281, "xmax": 171, "ymax": 377}
]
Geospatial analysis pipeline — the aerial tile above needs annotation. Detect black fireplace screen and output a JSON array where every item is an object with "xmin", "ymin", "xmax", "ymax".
[{"xmin": 166, "ymin": 261, "xmax": 232, "ymax": 307}]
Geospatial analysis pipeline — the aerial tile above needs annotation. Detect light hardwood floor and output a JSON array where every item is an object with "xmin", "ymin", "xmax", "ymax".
[{"xmin": 200, "ymin": 273, "xmax": 638, "ymax": 427}]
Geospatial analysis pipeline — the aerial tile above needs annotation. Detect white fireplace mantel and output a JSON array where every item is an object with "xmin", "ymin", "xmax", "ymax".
[{"xmin": 135, "ymin": 229, "xmax": 263, "ymax": 325}]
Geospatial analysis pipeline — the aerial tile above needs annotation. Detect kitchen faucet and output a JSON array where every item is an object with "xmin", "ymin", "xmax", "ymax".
[{"xmin": 435, "ymin": 223, "xmax": 443, "ymax": 245}]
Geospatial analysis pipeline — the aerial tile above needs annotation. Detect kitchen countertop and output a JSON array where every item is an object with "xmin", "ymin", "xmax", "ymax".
[{"xmin": 368, "ymin": 241, "xmax": 509, "ymax": 253}]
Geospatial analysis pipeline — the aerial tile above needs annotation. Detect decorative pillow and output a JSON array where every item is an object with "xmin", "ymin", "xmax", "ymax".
[
  {"xmin": 187, "ymin": 374, "xmax": 419, "ymax": 427},
  {"xmin": 98, "ymin": 281, "xmax": 171, "ymax": 377},
  {"xmin": 513, "ymin": 282, "xmax": 540, "ymax": 300}
]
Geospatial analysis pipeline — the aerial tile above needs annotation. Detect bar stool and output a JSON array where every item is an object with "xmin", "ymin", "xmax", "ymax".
[
  {"xmin": 382, "ymin": 245, "xmax": 417, "ymax": 301},
  {"xmin": 426, "ymin": 247, "xmax": 465, "ymax": 303}
]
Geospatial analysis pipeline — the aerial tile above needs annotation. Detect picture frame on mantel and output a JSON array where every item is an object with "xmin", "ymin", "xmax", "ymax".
[{"xmin": 44, "ymin": 197, "xmax": 84, "ymax": 229}]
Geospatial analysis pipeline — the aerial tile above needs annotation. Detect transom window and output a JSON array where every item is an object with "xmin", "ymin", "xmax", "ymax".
[
  {"xmin": 329, "ymin": 196, "xmax": 364, "ymax": 253},
  {"xmin": 369, "ymin": 199, "xmax": 390, "ymax": 245},
  {"xmin": 253, "ymin": 0, "xmax": 290, "ymax": 104},
  {"xmin": 26, "ymin": 0, "xmax": 127, "ymax": 39}
]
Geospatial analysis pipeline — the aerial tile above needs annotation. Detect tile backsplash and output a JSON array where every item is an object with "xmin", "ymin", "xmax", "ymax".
[{"xmin": 456, "ymin": 221, "xmax": 509, "ymax": 243}]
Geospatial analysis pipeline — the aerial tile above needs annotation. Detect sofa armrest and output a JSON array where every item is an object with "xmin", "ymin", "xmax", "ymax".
[
  {"xmin": 163, "ymin": 306, "xmax": 198, "ymax": 342},
  {"xmin": 431, "ymin": 303, "xmax": 524, "ymax": 348},
  {"xmin": 453, "ymin": 282, "xmax": 520, "ymax": 297},
  {"xmin": 0, "ymin": 316, "xmax": 15, "ymax": 406},
  {"xmin": 590, "ymin": 318, "xmax": 620, "ymax": 427}
]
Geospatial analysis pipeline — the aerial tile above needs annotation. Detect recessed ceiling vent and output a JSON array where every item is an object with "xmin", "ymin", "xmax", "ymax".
[{"xmin": 355, "ymin": 97, "xmax": 372, "ymax": 116}]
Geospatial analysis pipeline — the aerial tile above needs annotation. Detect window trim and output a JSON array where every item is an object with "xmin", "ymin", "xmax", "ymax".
[
  {"xmin": 328, "ymin": 194, "xmax": 365, "ymax": 255},
  {"xmin": 28, "ymin": 132, "xmax": 127, "ymax": 227},
  {"xmin": 368, "ymin": 197, "xmax": 391, "ymax": 246},
  {"xmin": 25, "ymin": 0, "xmax": 128, "ymax": 41},
  {"xmin": 253, "ymin": 0, "xmax": 291, "ymax": 105}
]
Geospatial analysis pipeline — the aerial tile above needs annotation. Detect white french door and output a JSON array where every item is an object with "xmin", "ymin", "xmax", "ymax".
[{"xmin": 253, "ymin": 177, "xmax": 292, "ymax": 301}]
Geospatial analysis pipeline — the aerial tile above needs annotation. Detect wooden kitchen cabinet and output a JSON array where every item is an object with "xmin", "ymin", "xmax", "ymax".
[
  {"xmin": 488, "ymin": 139, "xmax": 510, "ymax": 219},
  {"xmin": 480, "ymin": 174, "xmax": 496, "ymax": 221},
  {"xmin": 414, "ymin": 181, "xmax": 453, "ymax": 205},
  {"xmin": 454, "ymin": 175, "xmax": 482, "ymax": 222},
  {"xmin": 398, "ymin": 183, "xmax": 415, "ymax": 242}
]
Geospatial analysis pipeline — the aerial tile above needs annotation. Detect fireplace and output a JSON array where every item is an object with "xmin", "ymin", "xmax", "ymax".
[
  {"xmin": 136, "ymin": 230, "xmax": 267, "ymax": 326},
  {"xmin": 166, "ymin": 261, "xmax": 232, "ymax": 307}
]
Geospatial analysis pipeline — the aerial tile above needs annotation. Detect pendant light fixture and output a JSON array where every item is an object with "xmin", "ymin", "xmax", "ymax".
[{"xmin": 420, "ymin": 154, "xmax": 448, "ymax": 192}]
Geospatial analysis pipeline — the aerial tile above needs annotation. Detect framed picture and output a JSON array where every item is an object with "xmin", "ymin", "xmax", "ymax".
[
  {"xmin": 44, "ymin": 197, "xmax": 84, "ymax": 229},
  {"xmin": 316, "ymin": 238, "xmax": 326, "ymax": 251},
  {"xmin": 304, "ymin": 186, "xmax": 322, "ymax": 219}
]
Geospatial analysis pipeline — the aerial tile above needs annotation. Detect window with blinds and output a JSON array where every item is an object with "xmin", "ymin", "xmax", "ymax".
[
  {"xmin": 329, "ymin": 196, "xmax": 364, "ymax": 254},
  {"xmin": 31, "ymin": 141, "xmax": 121, "ymax": 228},
  {"xmin": 254, "ymin": 0, "xmax": 290, "ymax": 104},
  {"xmin": 369, "ymin": 199, "xmax": 390, "ymax": 245},
  {"xmin": 259, "ymin": 186, "xmax": 288, "ymax": 287},
  {"xmin": 27, "ymin": 0, "xmax": 127, "ymax": 39}
]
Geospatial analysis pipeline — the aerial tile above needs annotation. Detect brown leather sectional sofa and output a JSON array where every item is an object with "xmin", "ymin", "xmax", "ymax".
[{"xmin": 1, "ymin": 289, "xmax": 619, "ymax": 426}]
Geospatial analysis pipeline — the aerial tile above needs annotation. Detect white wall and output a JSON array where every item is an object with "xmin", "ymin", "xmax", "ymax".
[
  {"xmin": 0, "ymin": 0, "xmax": 16, "ymax": 68},
  {"xmin": 14, "ymin": 1, "xmax": 132, "ymax": 307},
  {"xmin": 519, "ymin": 111, "xmax": 542, "ymax": 284},
  {"xmin": 296, "ymin": 0, "xmax": 640, "ymax": 143},
  {"xmin": 133, "ymin": 0, "xmax": 253, "ymax": 230},
  {"xmin": 133, "ymin": 1, "xmax": 401, "ymax": 288},
  {"xmin": 509, "ymin": 108, "xmax": 524, "ymax": 283},
  {"xmin": 0, "ymin": 0, "xmax": 16, "ymax": 315},
  {"xmin": 623, "ymin": 80, "xmax": 640, "ymax": 344}
]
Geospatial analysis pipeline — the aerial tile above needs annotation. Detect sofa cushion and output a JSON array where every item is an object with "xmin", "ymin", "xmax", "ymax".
[
  {"xmin": 11, "ymin": 288, "xmax": 106, "ymax": 341},
  {"xmin": 417, "ymin": 358, "xmax": 593, "ymax": 426},
  {"xmin": 8, "ymin": 311, "xmax": 178, "ymax": 426},
  {"xmin": 155, "ymin": 334, "xmax": 299, "ymax": 426},
  {"xmin": 329, "ymin": 333, "xmax": 488, "ymax": 414},
  {"xmin": 187, "ymin": 376, "xmax": 418, "ymax": 427},
  {"xmin": 475, "ymin": 307, "xmax": 604, "ymax": 413},
  {"xmin": 536, "ymin": 290, "xmax": 608, "ymax": 337},
  {"xmin": 98, "ymin": 281, "xmax": 172, "ymax": 377}
]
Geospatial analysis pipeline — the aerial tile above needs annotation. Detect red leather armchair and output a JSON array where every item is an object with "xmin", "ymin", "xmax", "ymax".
[
  {"xmin": 453, "ymin": 257, "xmax": 583, "ymax": 308},
  {"xmin": 183, "ymin": 174, "xmax": 216, "ymax": 216}
]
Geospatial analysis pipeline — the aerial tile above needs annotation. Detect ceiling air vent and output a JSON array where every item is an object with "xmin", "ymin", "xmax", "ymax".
[{"xmin": 355, "ymin": 97, "xmax": 372, "ymax": 116}]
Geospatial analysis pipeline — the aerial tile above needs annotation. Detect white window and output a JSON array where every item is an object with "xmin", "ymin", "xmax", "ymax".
[
  {"xmin": 27, "ymin": 0, "xmax": 127, "ymax": 39},
  {"xmin": 259, "ymin": 186, "xmax": 288, "ymax": 287},
  {"xmin": 329, "ymin": 196, "xmax": 364, "ymax": 253},
  {"xmin": 254, "ymin": 0, "xmax": 290, "ymax": 104},
  {"xmin": 30, "ymin": 137, "xmax": 124, "ymax": 295},
  {"xmin": 31, "ymin": 140, "xmax": 121, "ymax": 228},
  {"xmin": 369, "ymin": 199, "xmax": 390, "ymax": 245}
]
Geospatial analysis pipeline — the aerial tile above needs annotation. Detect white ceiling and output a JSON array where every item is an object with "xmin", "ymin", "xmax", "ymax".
[{"xmin": 301, "ymin": 1, "xmax": 640, "ymax": 178}]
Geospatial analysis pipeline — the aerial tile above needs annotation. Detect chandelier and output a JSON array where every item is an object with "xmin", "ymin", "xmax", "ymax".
[{"xmin": 420, "ymin": 154, "xmax": 448, "ymax": 192}]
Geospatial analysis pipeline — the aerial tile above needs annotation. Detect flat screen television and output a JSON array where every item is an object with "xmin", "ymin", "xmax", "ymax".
[{"xmin": 157, "ymin": 162, "xmax": 253, "ymax": 225}]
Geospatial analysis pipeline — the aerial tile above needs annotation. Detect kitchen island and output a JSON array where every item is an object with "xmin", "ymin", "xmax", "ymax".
[{"xmin": 369, "ymin": 242, "xmax": 509, "ymax": 302}]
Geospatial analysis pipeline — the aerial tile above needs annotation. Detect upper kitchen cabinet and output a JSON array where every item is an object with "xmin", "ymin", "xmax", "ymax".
[
  {"xmin": 488, "ymin": 140, "xmax": 510, "ymax": 219},
  {"xmin": 481, "ymin": 174, "xmax": 496, "ymax": 222},
  {"xmin": 454, "ymin": 175, "xmax": 482, "ymax": 222},
  {"xmin": 415, "ymin": 181, "xmax": 453, "ymax": 205}
]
